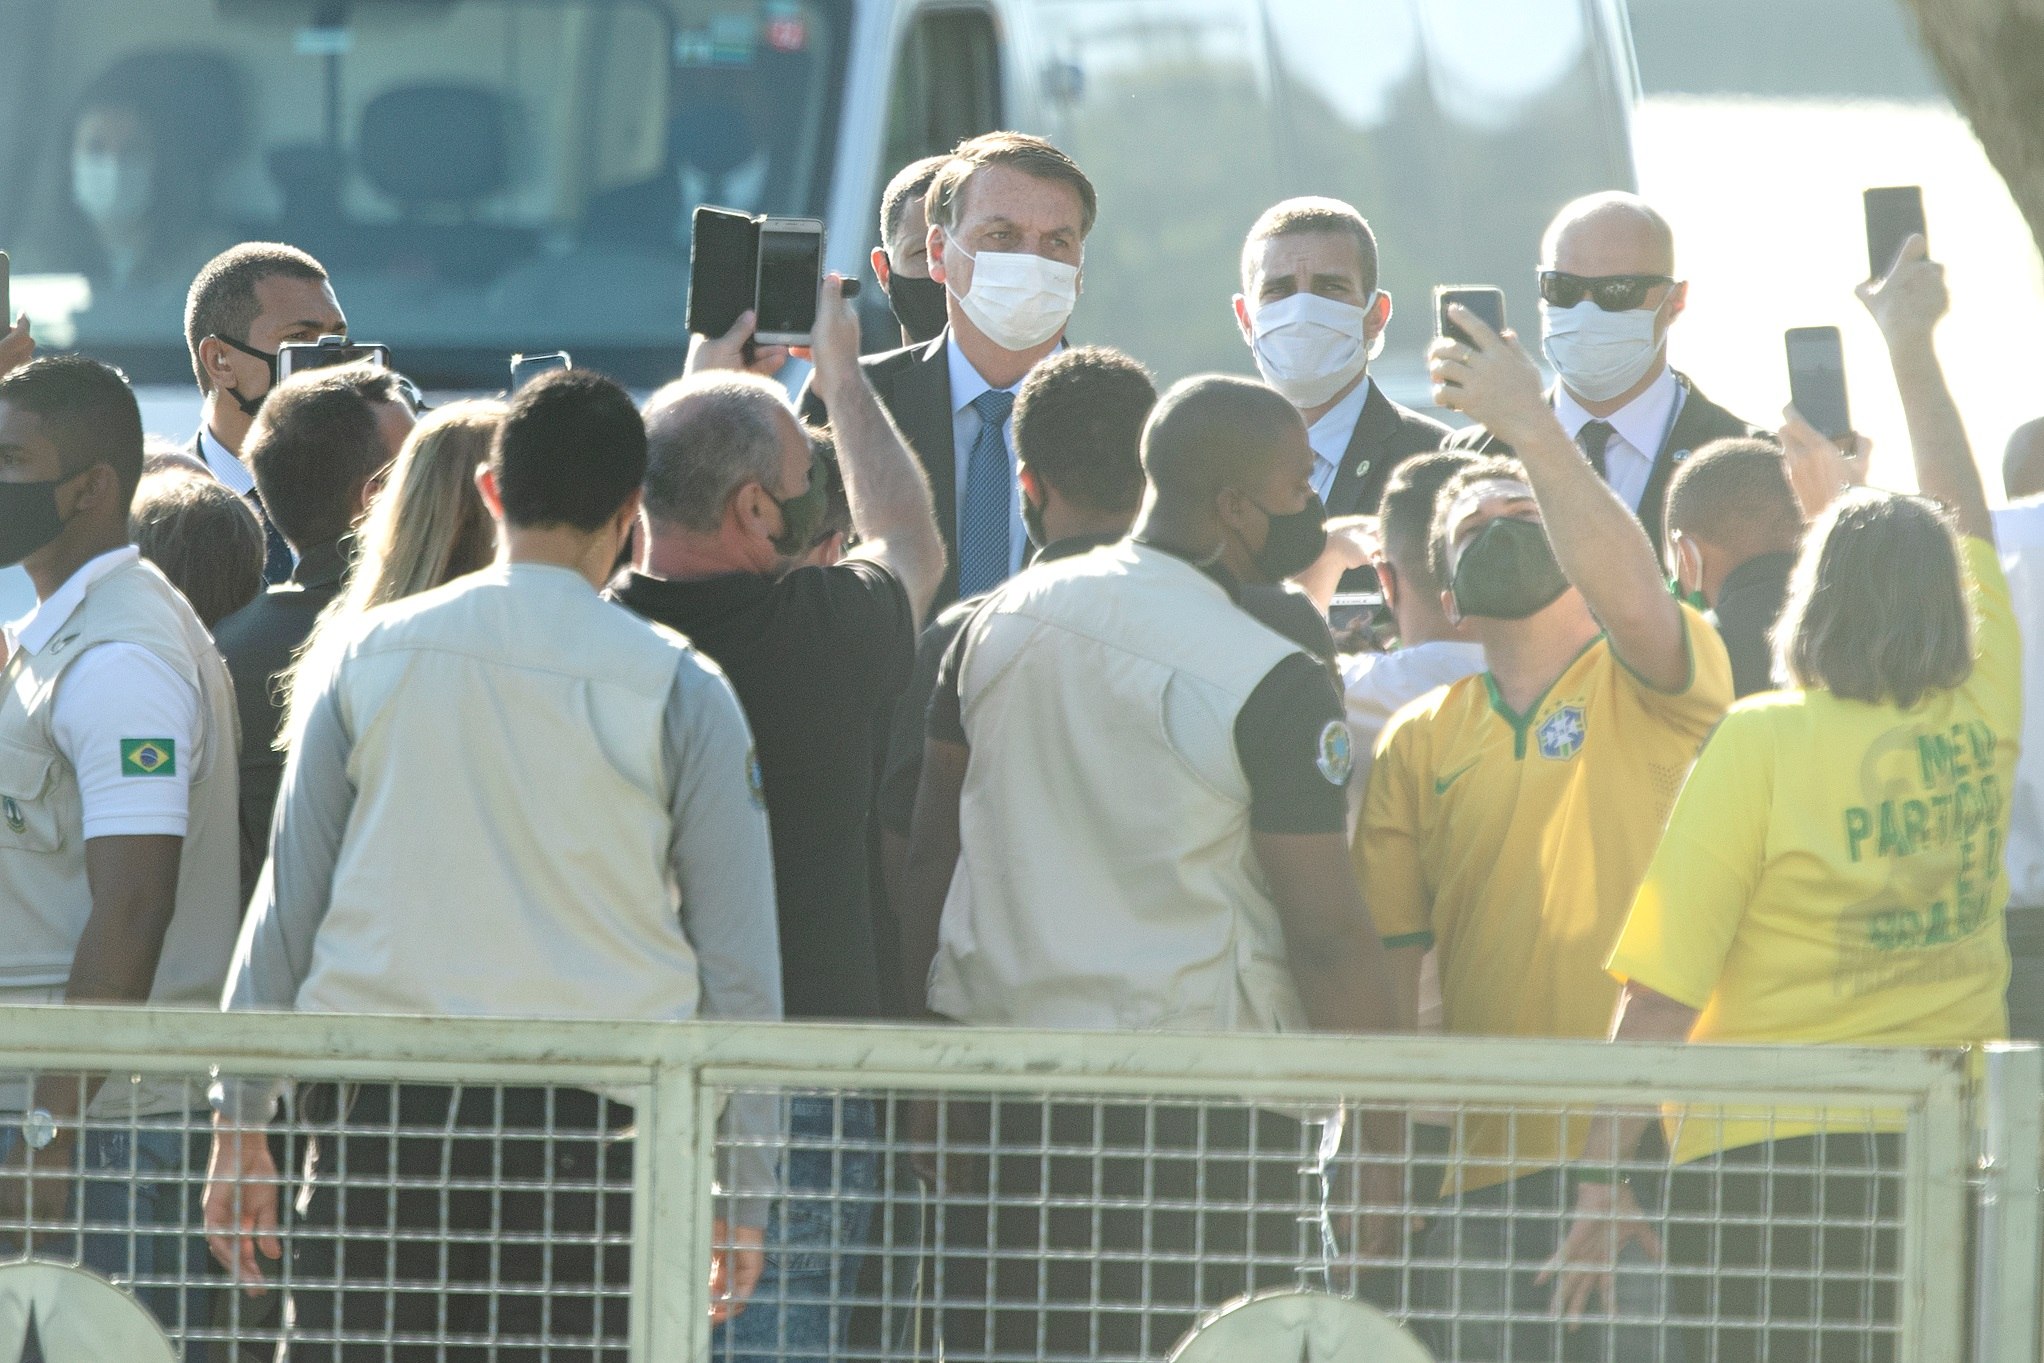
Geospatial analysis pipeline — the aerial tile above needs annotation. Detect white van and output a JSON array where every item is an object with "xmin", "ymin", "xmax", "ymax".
[{"xmin": 0, "ymin": 0, "xmax": 1637, "ymax": 429}]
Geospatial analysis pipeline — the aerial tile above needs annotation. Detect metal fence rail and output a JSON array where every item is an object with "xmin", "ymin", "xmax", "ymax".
[{"xmin": 0, "ymin": 1006, "xmax": 2024, "ymax": 1363}]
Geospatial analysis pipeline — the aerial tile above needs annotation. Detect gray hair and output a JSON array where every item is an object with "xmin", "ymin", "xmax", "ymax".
[{"xmin": 641, "ymin": 373, "xmax": 795, "ymax": 533}]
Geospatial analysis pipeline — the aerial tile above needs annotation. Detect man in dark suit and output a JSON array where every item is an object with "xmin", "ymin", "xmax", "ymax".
[
  {"xmin": 800, "ymin": 132, "xmax": 1097, "ymax": 615},
  {"xmin": 182, "ymin": 242, "xmax": 350, "ymax": 583},
  {"xmin": 213, "ymin": 363, "xmax": 414, "ymax": 900},
  {"xmin": 1446, "ymin": 192, "xmax": 1762, "ymax": 552},
  {"xmin": 1233, "ymin": 198, "xmax": 1449, "ymax": 596}
]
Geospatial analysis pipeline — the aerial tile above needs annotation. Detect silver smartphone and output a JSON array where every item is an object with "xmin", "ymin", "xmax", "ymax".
[{"xmin": 753, "ymin": 218, "xmax": 825, "ymax": 345}]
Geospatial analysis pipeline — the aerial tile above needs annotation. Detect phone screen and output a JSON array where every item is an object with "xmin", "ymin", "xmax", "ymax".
[
  {"xmin": 1785, "ymin": 326, "xmax": 1851, "ymax": 441},
  {"xmin": 276, "ymin": 340, "xmax": 391, "ymax": 381},
  {"xmin": 755, "ymin": 223, "xmax": 823, "ymax": 342},
  {"xmin": 510, "ymin": 351, "xmax": 571, "ymax": 391},
  {"xmin": 1864, "ymin": 186, "xmax": 1926, "ymax": 280},
  {"xmin": 1435, "ymin": 286, "xmax": 1506, "ymax": 346},
  {"xmin": 687, "ymin": 207, "xmax": 759, "ymax": 339}
]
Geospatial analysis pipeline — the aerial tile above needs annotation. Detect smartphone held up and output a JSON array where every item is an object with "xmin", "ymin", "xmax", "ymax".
[
  {"xmin": 1864, "ymin": 186, "xmax": 1925, "ymax": 282},
  {"xmin": 687, "ymin": 207, "xmax": 826, "ymax": 347},
  {"xmin": 1434, "ymin": 286, "xmax": 1506, "ymax": 348},
  {"xmin": 1785, "ymin": 326, "xmax": 1852, "ymax": 444}
]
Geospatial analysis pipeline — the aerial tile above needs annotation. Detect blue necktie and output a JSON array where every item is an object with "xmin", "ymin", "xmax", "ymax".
[{"xmin": 958, "ymin": 389, "xmax": 1015, "ymax": 596}]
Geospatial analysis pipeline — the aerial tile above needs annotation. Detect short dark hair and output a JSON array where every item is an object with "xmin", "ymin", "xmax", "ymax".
[
  {"xmin": 184, "ymin": 242, "xmax": 329, "ymax": 392},
  {"xmin": 1378, "ymin": 451, "xmax": 1474, "ymax": 597},
  {"xmin": 807, "ymin": 429, "xmax": 852, "ymax": 549},
  {"xmin": 1428, "ymin": 454, "xmax": 1533, "ymax": 586},
  {"xmin": 1141, "ymin": 374, "xmax": 1304, "ymax": 504},
  {"xmin": 493, "ymin": 369, "xmax": 646, "ymax": 531},
  {"xmin": 130, "ymin": 473, "xmax": 265, "ymax": 628},
  {"xmin": 1012, "ymin": 346, "xmax": 1155, "ymax": 516},
  {"xmin": 880, "ymin": 156, "xmax": 949, "ymax": 253},
  {"xmin": 1240, "ymin": 197, "xmax": 1380, "ymax": 297},
  {"xmin": 245, "ymin": 362, "xmax": 408, "ymax": 552},
  {"xmin": 1664, "ymin": 438, "xmax": 1799, "ymax": 559},
  {"xmin": 0, "ymin": 355, "xmax": 145, "ymax": 504},
  {"xmin": 1776, "ymin": 489, "xmax": 1973, "ymax": 708},
  {"xmin": 926, "ymin": 132, "xmax": 1098, "ymax": 238}
]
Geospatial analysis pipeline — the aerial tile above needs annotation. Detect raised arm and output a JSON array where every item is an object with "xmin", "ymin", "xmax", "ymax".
[
  {"xmin": 1856, "ymin": 237, "xmax": 1993, "ymax": 544},
  {"xmin": 808, "ymin": 277, "xmax": 947, "ymax": 620},
  {"xmin": 1429, "ymin": 306, "xmax": 1688, "ymax": 690}
]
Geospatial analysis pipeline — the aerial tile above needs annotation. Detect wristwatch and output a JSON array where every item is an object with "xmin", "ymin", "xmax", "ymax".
[{"xmin": 20, "ymin": 1108, "xmax": 58, "ymax": 1151}]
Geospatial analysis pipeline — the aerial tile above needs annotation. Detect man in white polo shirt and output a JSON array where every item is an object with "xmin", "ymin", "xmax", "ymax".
[{"xmin": 0, "ymin": 356, "xmax": 240, "ymax": 1334}]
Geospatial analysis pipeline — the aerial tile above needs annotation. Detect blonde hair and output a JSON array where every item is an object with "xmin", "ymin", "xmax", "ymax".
[
  {"xmin": 277, "ymin": 400, "xmax": 503, "ymax": 749},
  {"xmin": 1771, "ymin": 487, "xmax": 1974, "ymax": 707}
]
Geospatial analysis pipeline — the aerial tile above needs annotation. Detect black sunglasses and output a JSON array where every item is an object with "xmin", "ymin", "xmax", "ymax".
[{"xmin": 1539, "ymin": 271, "xmax": 1676, "ymax": 312}]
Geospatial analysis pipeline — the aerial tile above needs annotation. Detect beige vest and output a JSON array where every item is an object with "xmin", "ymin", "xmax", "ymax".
[
  {"xmin": 296, "ymin": 564, "xmax": 707, "ymax": 1022},
  {"xmin": 927, "ymin": 542, "xmax": 1311, "ymax": 1032},
  {"xmin": 0, "ymin": 557, "xmax": 240, "ymax": 1114}
]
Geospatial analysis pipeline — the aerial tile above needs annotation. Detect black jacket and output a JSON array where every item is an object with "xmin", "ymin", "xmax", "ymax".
[
  {"xmin": 1444, "ymin": 371, "xmax": 1762, "ymax": 552},
  {"xmin": 798, "ymin": 333, "xmax": 967, "ymax": 612},
  {"xmin": 187, "ymin": 430, "xmax": 294, "ymax": 585},
  {"xmin": 1322, "ymin": 381, "xmax": 1453, "ymax": 592}
]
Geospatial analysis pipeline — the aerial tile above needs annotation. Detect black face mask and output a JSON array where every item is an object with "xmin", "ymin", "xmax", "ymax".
[
  {"xmin": 0, "ymin": 475, "xmax": 74, "ymax": 568},
  {"xmin": 1449, "ymin": 515, "xmax": 1571, "ymax": 620},
  {"xmin": 211, "ymin": 334, "xmax": 278, "ymax": 418},
  {"xmin": 1248, "ymin": 492, "xmax": 1328, "ymax": 582},
  {"xmin": 886, "ymin": 273, "xmax": 949, "ymax": 345}
]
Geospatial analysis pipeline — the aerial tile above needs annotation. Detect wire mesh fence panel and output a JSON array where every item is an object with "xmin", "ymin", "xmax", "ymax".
[{"xmin": 0, "ymin": 1010, "xmax": 2001, "ymax": 1363}]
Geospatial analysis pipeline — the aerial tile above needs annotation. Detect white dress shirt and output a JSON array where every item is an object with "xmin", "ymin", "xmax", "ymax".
[
  {"xmin": 1996, "ymin": 500, "xmax": 2044, "ymax": 908},
  {"xmin": 1554, "ymin": 366, "xmax": 1685, "ymax": 513},
  {"xmin": 197, "ymin": 425, "xmax": 256, "ymax": 497},
  {"xmin": 1305, "ymin": 378, "xmax": 1375, "ymax": 504},
  {"xmin": 947, "ymin": 337, "xmax": 1033, "ymax": 578}
]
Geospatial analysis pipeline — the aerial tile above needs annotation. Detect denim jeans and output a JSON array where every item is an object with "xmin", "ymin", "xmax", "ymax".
[
  {"xmin": 716, "ymin": 1096, "xmax": 878, "ymax": 1363},
  {"xmin": 1415, "ymin": 1167, "xmax": 1679, "ymax": 1363},
  {"xmin": 1, "ymin": 1116, "xmax": 213, "ymax": 1352}
]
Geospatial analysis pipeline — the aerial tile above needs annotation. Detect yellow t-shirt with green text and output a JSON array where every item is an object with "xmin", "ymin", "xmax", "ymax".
[
  {"xmin": 1608, "ymin": 536, "xmax": 2019, "ymax": 1166},
  {"xmin": 1359, "ymin": 606, "xmax": 1733, "ymax": 1192}
]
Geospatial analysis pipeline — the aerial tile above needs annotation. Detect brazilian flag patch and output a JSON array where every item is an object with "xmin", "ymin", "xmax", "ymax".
[{"xmin": 119, "ymin": 739, "xmax": 176, "ymax": 777}]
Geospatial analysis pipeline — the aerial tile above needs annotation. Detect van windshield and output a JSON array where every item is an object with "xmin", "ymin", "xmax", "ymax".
[{"xmin": 0, "ymin": 0, "xmax": 848, "ymax": 388}]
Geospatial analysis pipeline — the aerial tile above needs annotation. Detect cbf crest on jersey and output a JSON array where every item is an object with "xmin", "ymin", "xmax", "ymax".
[{"xmin": 1536, "ymin": 705, "xmax": 1586, "ymax": 761}]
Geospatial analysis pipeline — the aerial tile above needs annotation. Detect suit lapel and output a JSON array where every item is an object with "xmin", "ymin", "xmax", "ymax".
[
  {"xmin": 1324, "ymin": 383, "xmax": 1400, "ymax": 518},
  {"xmin": 1637, "ymin": 373, "xmax": 1704, "ymax": 551}
]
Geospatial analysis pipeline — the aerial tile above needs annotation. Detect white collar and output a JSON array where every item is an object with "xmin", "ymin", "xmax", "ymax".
[
  {"xmin": 6, "ymin": 547, "xmax": 140, "ymax": 657},
  {"xmin": 1305, "ymin": 376, "xmax": 1375, "ymax": 464},
  {"xmin": 197, "ymin": 425, "xmax": 256, "ymax": 497},
  {"xmin": 1554, "ymin": 364, "xmax": 1681, "ymax": 458}
]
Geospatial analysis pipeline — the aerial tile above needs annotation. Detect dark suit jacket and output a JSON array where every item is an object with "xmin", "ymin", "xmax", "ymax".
[
  {"xmin": 1444, "ymin": 370, "xmax": 1762, "ymax": 551},
  {"xmin": 188, "ymin": 430, "xmax": 294, "ymax": 585},
  {"xmin": 799, "ymin": 334, "xmax": 965, "ymax": 612},
  {"xmin": 1324, "ymin": 382, "xmax": 1453, "ymax": 592},
  {"xmin": 212, "ymin": 538, "xmax": 352, "ymax": 904}
]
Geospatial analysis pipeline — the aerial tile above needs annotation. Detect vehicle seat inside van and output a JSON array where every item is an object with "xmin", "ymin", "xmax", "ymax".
[{"xmin": 353, "ymin": 83, "xmax": 536, "ymax": 285}]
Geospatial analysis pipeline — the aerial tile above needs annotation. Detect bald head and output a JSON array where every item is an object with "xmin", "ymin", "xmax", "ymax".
[
  {"xmin": 2005, "ymin": 417, "xmax": 2044, "ymax": 500},
  {"xmin": 1542, "ymin": 192, "xmax": 1676, "ymax": 277},
  {"xmin": 1141, "ymin": 375, "xmax": 1307, "ymax": 505}
]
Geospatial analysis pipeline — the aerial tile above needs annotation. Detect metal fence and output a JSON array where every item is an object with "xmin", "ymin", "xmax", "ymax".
[{"xmin": 0, "ymin": 1005, "xmax": 2034, "ymax": 1363}]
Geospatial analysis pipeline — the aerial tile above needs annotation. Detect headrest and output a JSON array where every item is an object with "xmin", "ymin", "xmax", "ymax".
[{"xmin": 359, "ymin": 84, "xmax": 509, "ymax": 207}]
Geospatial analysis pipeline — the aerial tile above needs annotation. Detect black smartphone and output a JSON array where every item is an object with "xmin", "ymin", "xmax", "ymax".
[
  {"xmin": 687, "ymin": 207, "xmax": 759, "ymax": 340},
  {"xmin": 1786, "ymin": 326, "xmax": 1852, "ymax": 442},
  {"xmin": 1864, "ymin": 186, "xmax": 1926, "ymax": 280},
  {"xmin": 754, "ymin": 217, "xmax": 826, "ymax": 345},
  {"xmin": 1435, "ymin": 286, "xmax": 1506, "ymax": 347},
  {"xmin": 276, "ymin": 335, "xmax": 391, "ymax": 381},
  {"xmin": 510, "ymin": 350, "xmax": 571, "ymax": 391}
]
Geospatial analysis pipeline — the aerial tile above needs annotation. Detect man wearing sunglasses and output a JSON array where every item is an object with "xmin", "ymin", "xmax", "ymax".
[{"xmin": 1449, "ymin": 193, "xmax": 1761, "ymax": 552}]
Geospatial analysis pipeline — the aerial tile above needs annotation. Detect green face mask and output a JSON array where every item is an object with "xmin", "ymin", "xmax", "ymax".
[
  {"xmin": 768, "ymin": 447, "xmax": 832, "ymax": 556},
  {"xmin": 1449, "ymin": 515, "xmax": 1571, "ymax": 621}
]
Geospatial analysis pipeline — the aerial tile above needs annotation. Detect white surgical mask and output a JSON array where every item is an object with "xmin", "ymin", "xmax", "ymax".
[
  {"xmin": 943, "ymin": 233, "xmax": 1080, "ymax": 352},
  {"xmin": 1245, "ymin": 292, "xmax": 1378, "ymax": 410},
  {"xmin": 1539, "ymin": 298, "xmax": 1664, "ymax": 403},
  {"xmin": 73, "ymin": 151, "xmax": 152, "ymax": 229}
]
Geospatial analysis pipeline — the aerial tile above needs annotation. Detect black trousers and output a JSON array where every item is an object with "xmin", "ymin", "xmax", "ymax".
[
  {"xmin": 922, "ymin": 1100, "xmax": 1313, "ymax": 1363},
  {"xmin": 281, "ymin": 1083, "xmax": 634, "ymax": 1362},
  {"xmin": 1665, "ymin": 1132, "xmax": 1901, "ymax": 1363}
]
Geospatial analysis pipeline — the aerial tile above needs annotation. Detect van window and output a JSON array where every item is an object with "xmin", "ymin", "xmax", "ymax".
[
  {"xmin": 0, "ymin": 0, "xmax": 851, "ymax": 388},
  {"xmin": 883, "ymin": 8, "xmax": 1003, "ymax": 174}
]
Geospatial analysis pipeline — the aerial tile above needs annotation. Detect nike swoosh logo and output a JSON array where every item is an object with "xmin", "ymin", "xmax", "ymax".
[{"xmin": 1434, "ymin": 762, "xmax": 1479, "ymax": 797}]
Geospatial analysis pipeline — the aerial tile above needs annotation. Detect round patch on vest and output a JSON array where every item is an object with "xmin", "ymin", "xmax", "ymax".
[{"xmin": 1315, "ymin": 720, "xmax": 1354, "ymax": 787}]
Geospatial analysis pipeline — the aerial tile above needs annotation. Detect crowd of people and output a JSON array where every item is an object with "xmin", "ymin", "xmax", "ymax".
[{"xmin": 0, "ymin": 127, "xmax": 2037, "ymax": 1363}]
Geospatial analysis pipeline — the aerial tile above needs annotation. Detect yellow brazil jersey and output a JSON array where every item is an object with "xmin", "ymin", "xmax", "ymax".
[
  {"xmin": 1357, "ymin": 605, "xmax": 1732, "ymax": 1193},
  {"xmin": 1609, "ymin": 537, "xmax": 2018, "ymax": 1166}
]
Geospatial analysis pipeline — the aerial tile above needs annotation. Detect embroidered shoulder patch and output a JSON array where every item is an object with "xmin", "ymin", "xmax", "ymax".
[
  {"xmin": 119, "ymin": 739, "xmax": 176, "ymax": 777},
  {"xmin": 1315, "ymin": 721, "xmax": 1354, "ymax": 787}
]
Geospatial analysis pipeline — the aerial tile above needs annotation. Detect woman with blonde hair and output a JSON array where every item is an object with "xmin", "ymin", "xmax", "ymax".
[
  {"xmin": 1549, "ymin": 239, "xmax": 2016, "ymax": 1361},
  {"xmin": 279, "ymin": 399, "xmax": 502, "ymax": 746}
]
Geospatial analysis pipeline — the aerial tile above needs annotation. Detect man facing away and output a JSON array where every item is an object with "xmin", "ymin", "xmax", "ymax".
[{"xmin": 204, "ymin": 369, "xmax": 783, "ymax": 1358}]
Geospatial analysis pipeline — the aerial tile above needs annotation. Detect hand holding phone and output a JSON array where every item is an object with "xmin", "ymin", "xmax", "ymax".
[
  {"xmin": 1864, "ymin": 186, "xmax": 1926, "ymax": 281},
  {"xmin": 277, "ymin": 335, "xmax": 391, "ymax": 381},
  {"xmin": 1785, "ymin": 326, "xmax": 1851, "ymax": 443},
  {"xmin": 1435, "ymin": 286, "xmax": 1507, "ymax": 348}
]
